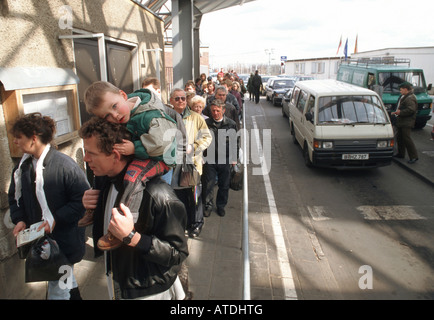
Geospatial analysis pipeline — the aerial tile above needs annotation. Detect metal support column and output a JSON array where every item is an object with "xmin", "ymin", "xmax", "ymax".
[
  {"xmin": 172, "ymin": 0, "xmax": 194, "ymax": 89},
  {"xmin": 193, "ymin": 8, "xmax": 202, "ymax": 80}
]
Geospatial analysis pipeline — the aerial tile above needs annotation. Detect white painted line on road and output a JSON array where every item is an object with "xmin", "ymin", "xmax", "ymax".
[
  {"xmin": 307, "ymin": 206, "xmax": 330, "ymax": 221},
  {"xmin": 252, "ymin": 116, "xmax": 298, "ymax": 299},
  {"xmin": 356, "ymin": 205, "xmax": 427, "ymax": 220}
]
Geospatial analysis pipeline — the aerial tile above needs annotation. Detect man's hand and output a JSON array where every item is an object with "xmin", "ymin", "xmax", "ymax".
[
  {"xmin": 38, "ymin": 220, "xmax": 55, "ymax": 234},
  {"xmin": 109, "ymin": 203, "xmax": 134, "ymax": 241},
  {"xmin": 82, "ymin": 189, "xmax": 100, "ymax": 210}
]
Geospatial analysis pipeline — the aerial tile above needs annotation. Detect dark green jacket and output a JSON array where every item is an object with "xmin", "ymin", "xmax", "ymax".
[{"xmin": 127, "ymin": 89, "xmax": 177, "ymax": 165}]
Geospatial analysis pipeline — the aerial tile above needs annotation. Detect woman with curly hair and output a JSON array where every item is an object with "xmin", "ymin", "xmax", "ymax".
[{"xmin": 8, "ymin": 113, "xmax": 90, "ymax": 299}]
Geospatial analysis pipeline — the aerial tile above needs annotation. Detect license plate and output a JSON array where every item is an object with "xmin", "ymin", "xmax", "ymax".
[{"xmin": 342, "ymin": 154, "xmax": 369, "ymax": 160}]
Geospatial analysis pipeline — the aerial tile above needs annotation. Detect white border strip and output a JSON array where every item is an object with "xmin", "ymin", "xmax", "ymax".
[{"xmin": 252, "ymin": 116, "xmax": 297, "ymax": 299}]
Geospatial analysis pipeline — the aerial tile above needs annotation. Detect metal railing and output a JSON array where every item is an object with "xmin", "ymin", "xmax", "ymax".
[{"xmin": 242, "ymin": 100, "xmax": 250, "ymax": 300}]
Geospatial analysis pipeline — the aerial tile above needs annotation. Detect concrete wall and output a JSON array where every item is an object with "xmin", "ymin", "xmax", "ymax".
[
  {"xmin": 0, "ymin": 0, "xmax": 165, "ymax": 298},
  {"xmin": 284, "ymin": 57, "xmax": 341, "ymax": 80}
]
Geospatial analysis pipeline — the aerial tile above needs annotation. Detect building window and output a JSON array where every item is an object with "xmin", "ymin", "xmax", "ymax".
[
  {"xmin": 312, "ymin": 62, "xmax": 325, "ymax": 74},
  {"xmin": 295, "ymin": 63, "xmax": 305, "ymax": 74}
]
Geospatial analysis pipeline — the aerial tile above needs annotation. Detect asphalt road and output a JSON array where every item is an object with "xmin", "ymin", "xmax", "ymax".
[{"xmin": 246, "ymin": 97, "xmax": 434, "ymax": 299}]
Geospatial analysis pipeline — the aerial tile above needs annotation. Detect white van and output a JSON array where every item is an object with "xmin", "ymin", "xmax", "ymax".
[{"xmin": 288, "ymin": 80, "xmax": 394, "ymax": 168}]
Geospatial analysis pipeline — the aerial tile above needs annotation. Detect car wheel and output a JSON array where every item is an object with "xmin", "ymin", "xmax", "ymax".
[
  {"xmin": 303, "ymin": 142, "xmax": 313, "ymax": 167},
  {"xmin": 290, "ymin": 122, "xmax": 298, "ymax": 145}
]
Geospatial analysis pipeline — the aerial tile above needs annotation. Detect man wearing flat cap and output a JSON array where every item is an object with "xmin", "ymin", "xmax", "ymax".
[{"xmin": 391, "ymin": 81, "xmax": 419, "ymax": 164}]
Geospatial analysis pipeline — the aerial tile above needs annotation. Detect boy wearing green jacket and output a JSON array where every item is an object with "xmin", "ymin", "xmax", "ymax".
[{"xmin": 79, "ymin": 81, "xmax": 178, "ymax": 249}]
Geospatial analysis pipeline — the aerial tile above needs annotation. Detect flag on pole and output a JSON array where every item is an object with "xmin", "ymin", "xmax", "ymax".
[
  {"xmin": 344, "ymin": 38, "xmax": 348, "ymax": 60},
  {"xmin": 354, "ymin": 34, "xmax": 358, "ymax": 54},
  {"xmin": 336, "ymin": 35, "xmax": 342, "ymax": 55}
]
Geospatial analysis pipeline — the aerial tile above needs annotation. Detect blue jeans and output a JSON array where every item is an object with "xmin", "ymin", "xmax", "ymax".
[
  {"xmin": 47, "ymin": 266, "xmax": 78, "ymax": 300},
  {"xmin": 161, "ymin": 168, "xmax": 173, "ymax": 184}
]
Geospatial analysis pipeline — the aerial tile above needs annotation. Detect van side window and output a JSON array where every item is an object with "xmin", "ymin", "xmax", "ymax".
[
  {"xmin": 368, "ymin": 73, "xmax": 376, "ymax": 89},
  {"xmin": 305, "ymin": 95, "xmax": 315, "ymax": 122},
  {"xmin": 291, "ymin": 87, "xmax": 300, "ymax": 105},
  {"xmin": 297, "ymin": 90, "xmax": 308, "ymax": 112}
]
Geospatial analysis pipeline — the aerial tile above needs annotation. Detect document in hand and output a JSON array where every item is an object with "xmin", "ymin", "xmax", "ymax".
[{"xmin": 16, "ymin": 221, "xmax": 45, "ymax": 247}]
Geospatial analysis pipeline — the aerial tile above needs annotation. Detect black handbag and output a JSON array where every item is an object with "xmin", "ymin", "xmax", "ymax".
[
  {"xmin": 25, "ymin": 236, "xmax": 71, "ymax": 283},
  {"xmin": 179, "ymin": 163, "xmax": 201, "ymax": 187},
  {"xmin": 17, "ymin": 241, "xmax": 34, "ymax": 259},
  {"xmin": 230, "ymin": 163, "xmax": 243, "ymax": 191}
]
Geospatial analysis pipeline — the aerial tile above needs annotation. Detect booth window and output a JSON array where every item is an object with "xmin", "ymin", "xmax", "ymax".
[{"xmin": 0, "ymin": 67, "xmax": 80, "ymax": 157}]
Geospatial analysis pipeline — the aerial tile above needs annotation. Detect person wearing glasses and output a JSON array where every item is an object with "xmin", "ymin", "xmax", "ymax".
[{"xmin": 169, "ymin": 88, "xmax": 212, "ymax": 238}]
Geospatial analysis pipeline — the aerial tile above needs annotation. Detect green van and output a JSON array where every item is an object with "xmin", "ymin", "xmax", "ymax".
[{"xmin": 337, "ymin": 58, "xmax": 432, "ymax": 128}]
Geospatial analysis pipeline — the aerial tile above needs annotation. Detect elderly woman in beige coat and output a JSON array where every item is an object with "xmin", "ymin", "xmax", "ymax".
[{"xmin": 169, "ymin": 88, "xmax": 212, "ymax": 238}]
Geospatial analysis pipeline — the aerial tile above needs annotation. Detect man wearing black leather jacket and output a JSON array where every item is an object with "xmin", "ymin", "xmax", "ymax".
[{"xmin": 79, "ymin": 117, "xmax": 188, "ymax": 300}]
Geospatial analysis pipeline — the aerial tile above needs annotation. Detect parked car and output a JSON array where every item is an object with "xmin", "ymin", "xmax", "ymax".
[
  {"xmin": 289, "ymin": 80, "xmax": 394, "ymax": 168},
  {"xmin": 266, "ymin": 78, "xmax": 295, "ymax": 106},
  {"xmin": 294, "ymin": 75, "xmax": 314, "ymax": 82},
  {"xmin": 238, "ymin": 73, "xmax": 250, "ymax": 84},
  {"xmin": 279, "ymin": 74, "xmax": 315, "ymax": 82},
  {"xmin": 262, "ymin": 76, "xmax": 275, "ymax": 96},
  {"xmin": 260, "ymin": 75, "xmax": 274, "ymax": 95},
  {"xmin": 209, "ymin": 72, "xmax": 218, "ymax": 82},
  {"xmin": 282, "ymin": 89, "xmax": 292, "ymax": 118}
]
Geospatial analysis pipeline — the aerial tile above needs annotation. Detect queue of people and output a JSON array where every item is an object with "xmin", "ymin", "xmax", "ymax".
[{"xmin": 7, "ymin": 70, "xmax": 244, "ymax": 300}]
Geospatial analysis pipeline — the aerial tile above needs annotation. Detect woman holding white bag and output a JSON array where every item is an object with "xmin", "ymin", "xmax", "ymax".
[{"xmin": 8, "ymin": 113, "xmax": 90, "ymax": 299}]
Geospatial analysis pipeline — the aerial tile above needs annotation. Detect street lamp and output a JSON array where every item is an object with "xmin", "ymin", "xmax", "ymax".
[{"xmin": 265, "ymin": 48, "xmax": 275, "ymax": 75}]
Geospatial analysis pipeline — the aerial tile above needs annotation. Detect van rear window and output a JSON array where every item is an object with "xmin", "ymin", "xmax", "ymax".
[{"xmin": 317, "ymin": 95, "xmax": 389, "ymax": 125}]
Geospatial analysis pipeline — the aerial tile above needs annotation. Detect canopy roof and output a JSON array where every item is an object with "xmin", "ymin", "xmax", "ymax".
[{"xmin": 133, "ymin": 0, "xmax": 257, "ymax": 31}]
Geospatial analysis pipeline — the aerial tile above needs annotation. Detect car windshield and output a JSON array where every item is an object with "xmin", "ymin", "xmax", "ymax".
[
  {"xmin": 274, "ymin": 80, "xmax": 295, "ymax": 88},
  {"xmin": 379, "ymin": 71, "xmax": 426, "ymax": 93},
  {"xmin": 317, "ymin": 95, "xmax": 389, "ymax": 125}
]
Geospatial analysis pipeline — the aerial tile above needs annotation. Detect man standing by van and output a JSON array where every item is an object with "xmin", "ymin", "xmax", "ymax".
[{"xmin": 391, "ymin": 82, "xmax": 418, "ymax": 164}]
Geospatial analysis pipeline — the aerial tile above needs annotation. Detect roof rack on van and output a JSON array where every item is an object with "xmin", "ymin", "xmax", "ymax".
[{"xmin": 341, "ymin": 57, "xmax": 411, "ymax": 67}]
